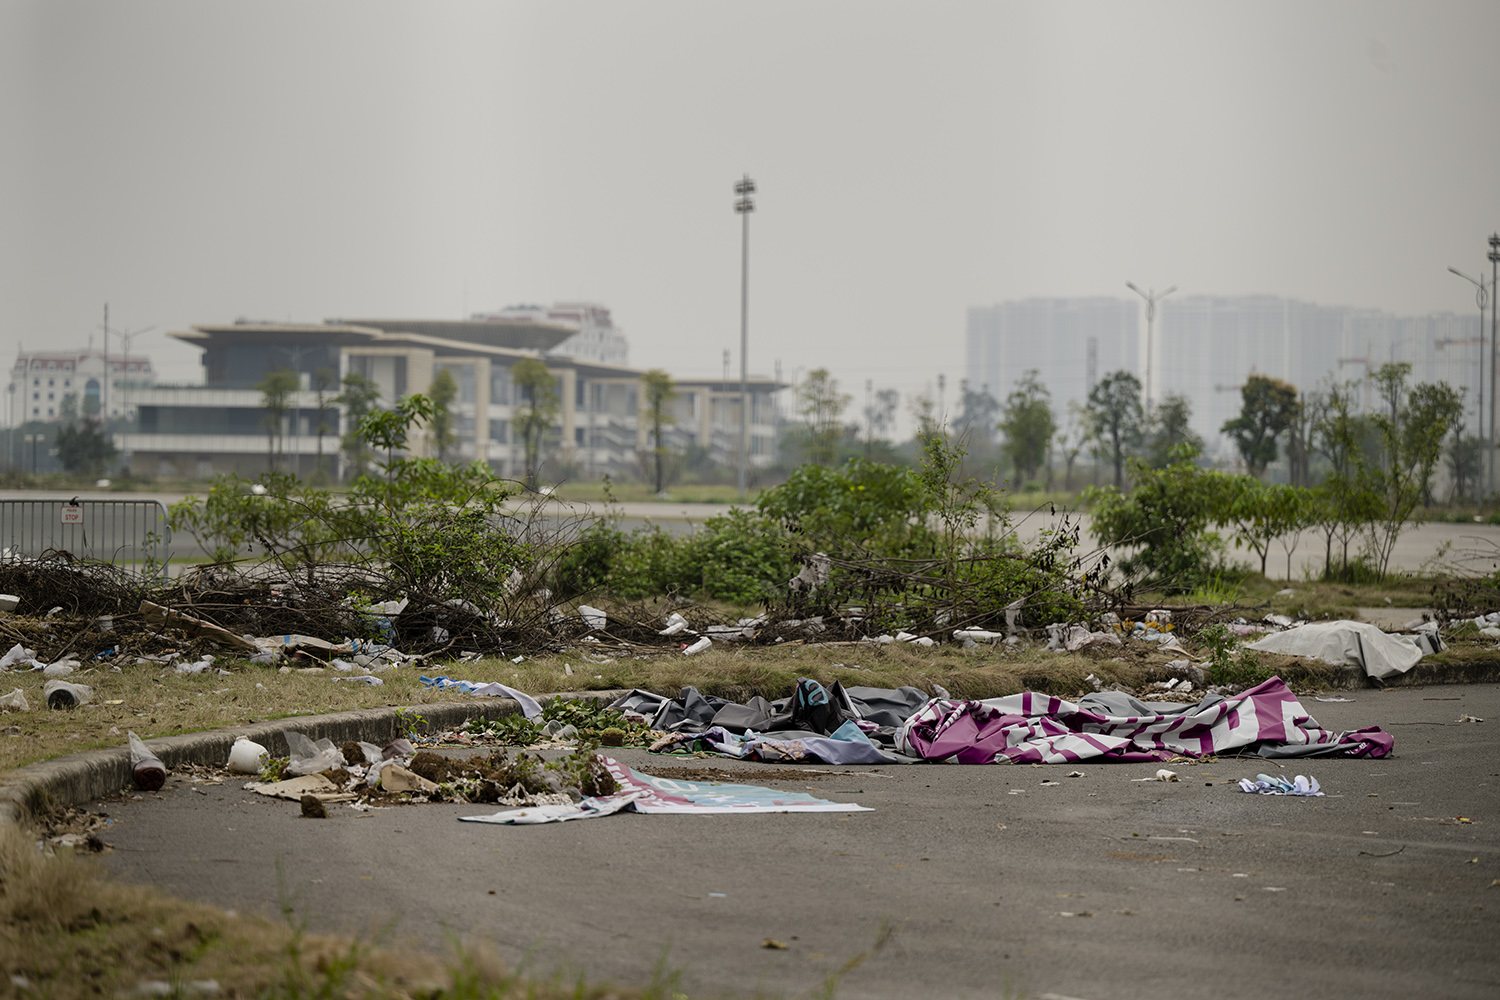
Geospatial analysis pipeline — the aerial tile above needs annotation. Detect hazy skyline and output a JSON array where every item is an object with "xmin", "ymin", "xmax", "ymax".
[{"xmin": 5, "ymin": 1, "xmax": 1500, "ymax": 432}]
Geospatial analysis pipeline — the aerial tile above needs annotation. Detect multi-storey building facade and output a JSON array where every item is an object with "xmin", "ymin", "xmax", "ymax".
[
  {"xmin": 117, "ymin": 316, "xmax": 780, "ymax": 481},
  {"xmin": 7, "ymin": 347, "xmax": 156, "ymax": 423}
]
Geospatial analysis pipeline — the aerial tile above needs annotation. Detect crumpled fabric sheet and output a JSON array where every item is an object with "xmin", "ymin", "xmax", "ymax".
[
  {"xmin": 610, "ymin": 679, "xmax": 929, "ymax": 735},
  {"xmin": 895, "ymin": 677, "xmax": 1393, "ymax": 763},
  {"xmin": 651, "ymin": 719, "xmax": 901, "ymax": 765},
  {"xmin": 1243, "ymin": 619, "xmax": 1443, "ymax": 679},
  {"xmin": 420, "ymin": 676, "xmax": 543, "ymax": 719},
  {"xmin": 1238, "ymin": 773, "xmax": 1323, "ymax": 796},
  {"xmin": 458, "ymin": 756, "xmax": 873, "ymax": 824}
]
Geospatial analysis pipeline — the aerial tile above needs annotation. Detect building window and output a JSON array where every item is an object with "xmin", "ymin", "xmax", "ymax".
[
  {"xmin": 47, "ymin": 378, "xmax": 53, "ymax": 387},
  {"xmin": 31, "ymin": 378, "xmax": 38, "ymax": 386}
]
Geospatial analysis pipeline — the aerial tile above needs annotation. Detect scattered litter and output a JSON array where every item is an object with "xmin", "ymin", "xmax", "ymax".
[
  {"xmin": 1458, "ymin": 715, "xmax": 1484, "ymax": 723},
  {"xmin": 0, "ymin": 689, "xmax": 28, "ymax": 712},
  {"xmin": 255, "ymin": 774, "xmax": 356, "ymax": 803},
  {"xmin": 682, "ymin": 636, "xmax": 713, "ymax": 656},
  {"xmin": 762, "ymin": 939, "xmax": 790, "ymax": 950},
  {"xmin": 380, "ymin": 764, "xmax": 440, "ymax": 794},
  {"xmin": 0, "ymin": 595, "xmax": 18, "ymax": 613},
  {"xmin": 460, "ymin": 756, "xmax": 871, "ymax": 825},
  {"xmin": 283, "ymin": 731, "xmax": 347, "ymax": 776},
  {"xmin": 1066, "ymin": 771, "xmax": 1085, "ymax": 778},
  {"xmin": 0, "ymin": 644, "xmax": 36, "ymax": 670},
  {"xmin": 1244, "ymin": 620, "xmax": 1442, "ymax": 679},
  {"xmin": 227, "ymin": 738, "xmax": 269, "ymax": 774},
  {"xmin": 1238, "ymin": 773, "xmax": 1323, "ymax": 796},
  {"xmin": 330, "ymin": 675, "xmax": 384, "ymax": 686},
  {"xmin": 1039, "ymin": 780, "xmax": 1061, "ymax": 786},
  {"xmin": 43, "ymin": 679, "xmax": 92, "ymax": 710},
  {"xmin": 577, "ymin": 605, "xmax": 607, "ymax": 629},
  {"xmin": 1358, "ymin": 845, "xmax": 1405, "ymax": 857},
  {"xmin": 420, "ymin": 676, "xmax": 542, "ymax": 719},
  {"xmin": 127, "ymin": 731, "xmax": 166, "ymax": 791},
  {"xmin": 41, "ymin": 660, "xmax": 78, "ymax": 678},
  {"xmin": 140, "ymin": 600, "xmax": 257, "ymax": 652},
  {"xmin": 659, "ymin": 612, "xmax": 692, "ymax": 636},
  {"xmin": 1314, "ymin": 696, "xmax": 1355, "ymax": 703}
]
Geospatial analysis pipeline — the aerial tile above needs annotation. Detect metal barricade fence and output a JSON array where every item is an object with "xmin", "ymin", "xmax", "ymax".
[{"xmin": 0, "ymin": 499, "xmax": 171, "ymax": 581}]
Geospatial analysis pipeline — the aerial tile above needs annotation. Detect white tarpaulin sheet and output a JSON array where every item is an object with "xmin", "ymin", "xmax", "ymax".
[{"xmin": 1244, "ymin": 620, "xmax": 1433, "ymax": 679}]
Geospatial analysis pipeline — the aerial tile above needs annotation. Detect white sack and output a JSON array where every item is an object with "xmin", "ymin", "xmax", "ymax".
[{"xmin": 1244, "ymin": 620, "xmax": 1431, "ymax": 679}]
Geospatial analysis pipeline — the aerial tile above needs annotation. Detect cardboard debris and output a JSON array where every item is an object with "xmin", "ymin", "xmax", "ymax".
[
  {"xmin": 380, "ymin": 763, "xmax": 440, "ymax": 794},
  {"xmin": 139, "ymin": 601, "xmax": 258, "ymax": 652},
  {"xmin": 253, "ymin": 774, "xmax": 357, "ymax": 802}
]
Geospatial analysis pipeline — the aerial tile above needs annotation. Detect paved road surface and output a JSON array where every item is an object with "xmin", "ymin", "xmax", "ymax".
[{"xmin": 99, "ymin": 685, "xmax": 1500, "ymax": 999}]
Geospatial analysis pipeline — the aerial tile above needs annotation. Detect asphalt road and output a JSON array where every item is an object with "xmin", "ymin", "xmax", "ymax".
[{"xmin": 98, "ymin": 685, "xmax": 1500, "ymax": 1000}]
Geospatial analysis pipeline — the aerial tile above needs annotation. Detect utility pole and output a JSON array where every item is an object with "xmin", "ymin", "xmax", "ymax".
[{"xmin": 733, "ymin": 175, "xmax": 755, "ymax": 498}]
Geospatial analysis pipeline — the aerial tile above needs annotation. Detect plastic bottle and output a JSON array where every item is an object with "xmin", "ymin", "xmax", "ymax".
[{"xmin": 128, "ymin": 731, "xmax": 166, "ymax": 791}]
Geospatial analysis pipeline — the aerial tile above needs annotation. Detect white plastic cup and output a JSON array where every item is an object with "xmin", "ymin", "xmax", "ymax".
[{"xmin": 227, "ymin": 737, "xmax": 269, "ymax": 774}]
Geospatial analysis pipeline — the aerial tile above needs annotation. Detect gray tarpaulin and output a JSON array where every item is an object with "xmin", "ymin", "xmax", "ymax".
[{"xmin": 1244, "ymin": 620, "xmax": 1442, "ymax": 679}]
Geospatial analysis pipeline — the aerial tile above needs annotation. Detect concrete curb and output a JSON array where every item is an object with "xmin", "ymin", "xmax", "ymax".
[{"xmin": 0, "ymin": 688, "xmax": 629, "ymax": 829}]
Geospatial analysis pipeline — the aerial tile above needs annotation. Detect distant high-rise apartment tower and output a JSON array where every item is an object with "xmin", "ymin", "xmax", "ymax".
[{"xmin": 965, "ymin": 297, "xmax": 1138, "ymax": 420}]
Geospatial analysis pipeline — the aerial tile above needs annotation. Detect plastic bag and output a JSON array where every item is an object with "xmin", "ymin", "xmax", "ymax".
[
  {"xmin": 282, "ymin": 729, "xmax": 347, "ymax": 776},
  {"xmin": 128, "ymin": 731, "xmax": 166, "ymax": 790},
  {"xmin": 0, "ymin": 644, "xmax": 34, "ymax": 670},
  {"xmin": 0, "ymin": 689, "xmax": 28, "ymax": 712}
]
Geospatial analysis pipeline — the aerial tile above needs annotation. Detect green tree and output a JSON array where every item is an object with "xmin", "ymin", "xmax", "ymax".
[
  {"xmin": 511, "ymin": 358, "xmax": 559, "ymax": 489},
  {"xmin": 334, "ymin": 372, "xmax": 382, "ymax": 481},
  {"xmin": 1224, "ymin": 479, "xmax": 1316, "ymax": 578},
  {"xmin": 1085, "ymin": 370, "xmax": 1143, "ymax": 489},
  {"xmin": 1447, "ymin": 426, "xmax": 1483, "ymax": 502},
  {"xmin": 256, "ymin": 369, "xmax": 300, "ymax": 472},
  {"xmin": 640, "ymin": 369, "xmax": 677, "ymax": 494},
  {"xmin": 1222, "ymin": 374, "xmax": 1299, "ymax": 479},
  {"xmin": 1083, "ymin": 446, "xmax": 1235, "ymax": 592},
  {"xmin": 428, "ymin": 368, "xmax": 459, "ymax": 463},
  {"xmin": 55, "ymin": 409, "xmax": 116, "ymax": 477},
  {"xmin": 998, "ymin": 370, "xmax": 1055, "ymax": 485},
  {"xmin": 1360, "ymin": 373, "xmax": 1464, "ymax": 575},
  {"xmin": 1143, "ymin": 392, "xmax": 1204, "ymax": 469},
  {"xmin": 956, "ymin": 382, "xmax": 1000, "ymax": 444},
  {"xmin": 797, "ymin": 368, "xmax": 852, "ymax": 466},
  {"xmin": 863, "ymin": 387, "xmax": 900, "ymax": 452}
]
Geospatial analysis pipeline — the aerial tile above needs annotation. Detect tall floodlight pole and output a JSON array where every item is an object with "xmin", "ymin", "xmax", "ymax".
[
  {"xmin": 734, "ymin": 174, "xmax": 755, "ymax": 498},
  {"xmin": 1126, "ymin": 282, "xmax": 1177, "ymax": 412},
  {"xmin": 1447, "ymin": 266, "xmax": 1490, "ymax": 452},
  {"xmin": 1490, "ymin": 234, "xmax": 1500, "ymax": 498}
]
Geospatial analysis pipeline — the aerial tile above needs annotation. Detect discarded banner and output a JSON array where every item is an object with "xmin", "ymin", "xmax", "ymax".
[{"xmin": 457, "ymin": 756, "xmax": 872, "ymax": 825}]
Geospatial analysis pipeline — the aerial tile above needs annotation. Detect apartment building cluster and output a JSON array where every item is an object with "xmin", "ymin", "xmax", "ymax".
[{"xmin": 966, "ymin": 294, "xmax": 1481, "ymax": 457}]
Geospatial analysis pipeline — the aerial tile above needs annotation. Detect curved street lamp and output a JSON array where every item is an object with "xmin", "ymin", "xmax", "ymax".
[
  {"xmin": 1447, "ymin": 265, "xmax": 1489, "ymax": 443},
  {"xmin": 1126, "ymin": 281, "xmax": 1177, "ymax": 412}
]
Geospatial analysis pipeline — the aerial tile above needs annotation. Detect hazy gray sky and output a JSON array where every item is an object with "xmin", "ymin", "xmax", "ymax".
[{"xmin": 5, "ymin": 1, "xmax": 1500, "ymax": 422}]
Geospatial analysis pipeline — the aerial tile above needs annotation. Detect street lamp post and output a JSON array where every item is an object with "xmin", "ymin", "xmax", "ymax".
[
  {"xmin": 1491, "ymin": 234, "xmax": 1500, "ymax": 498},
  {"xmin": 734, "ymin": 174, "xmax": 755, "ymax": 498},
  {"xmin": 1447, "ymin": 266, "xmax": 1490, "ymax": 458},
  {"xmin": 1126, "ymin": 281, "xmax": 1177, "ymax": 412}
]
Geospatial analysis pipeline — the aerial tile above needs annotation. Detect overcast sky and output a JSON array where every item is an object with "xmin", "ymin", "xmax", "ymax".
[{"xmin": 5, "ymin": 1, "xmax": 1500, "ymax": 429}]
